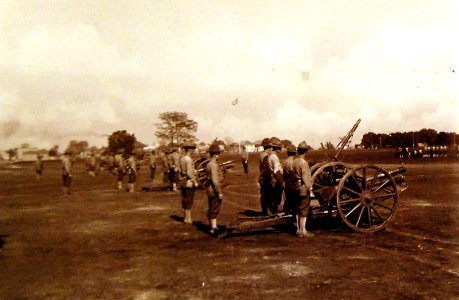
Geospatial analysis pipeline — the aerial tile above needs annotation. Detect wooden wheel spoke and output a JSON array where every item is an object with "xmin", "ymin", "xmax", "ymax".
[
  {"xmin": 350, "ymin": 174, "xmax": 363, "ymax": 192},
  {"xmin": 373, "ymin": 193, "xmax": 396, "ymax": 201},
  {"xmin": 370, "ymin": 205, "xmax": 384, "ymax": 222},
  {"xmin": 373, "ymin": 179, "xmax": 391, "ymax": 193},
  {"xmin": 341, "ymin": 186, "xmax": 361, "ymax": 196},
  {"xmin": 368, "ymin": 170, "xmax": 380, "ymax": 190},
  {"xmin": 355, "ymin": 205, "xmax": 365, "ymax": 227},
  {"xmin": 373, "ymin": 201, "xmax": 394, "ymax": 212},
  {"xmin": 340, "ymin": 197, "xmax": 361, "ymax": 204},
  {"xmin": 345, "ymin": 202, "xmax": 362, "ymax": 218},
  {"xmin": 367, "ymin": 206, "xmax": 372, "ymax": 227}
]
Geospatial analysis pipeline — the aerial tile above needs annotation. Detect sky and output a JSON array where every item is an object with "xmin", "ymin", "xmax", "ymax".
[{"xmin": 0, "ymin": 0, "xmax": 458, "ymax": 150}]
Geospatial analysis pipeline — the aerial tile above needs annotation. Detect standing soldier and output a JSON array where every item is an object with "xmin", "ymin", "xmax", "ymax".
[
  {"xmin": 206, "ymin": 143, "xmax": 224, "ymax": 234},
  {"xmin": 114, "ymin": 149, "xmax": 126, "ymax": 190},
  {"xmin": 282, "ymin": 145, "xmax": 297, "ymax": 214},
  {"xmin": 125, "ymin": 152, "xmax": 138, "ymax": 193},
  {"xmin": 293, "ymin": 141, "xmax": 314, "ymax": 237},
  {"xmin": 35, "ymin": 154, "xmax": 44, "ymax": 180},
  {"xmin": 240, "ymin": 145, "xmax": 249, "ymax": 178},
  {"xmin": 268, "ymin": 137, "xmax": 284, "ymax": 214},
  {"xmin": 179, "ymin": 141, "xmax": 198, "ymax": 224},
  {"xmin": 168, "ymin": 147, "xmax": 180, "ymax": 191},
  {"xmin": 258, "ymin": 138, "xmax": 272, "ymax": 216},
  {"xmin": 148, "ymin": 150, "xmax": 158, "ymax": 183},
  {"xmin": 87, "ymin": 152, "xmax": 96, "ymax": 177},
  {"xmin": 162, "ymin": 149, "xmax": 170, "ymax": 184},
  {"xmin": 62, "ymin": 151, "xmax": 73, "ymax": 196}
]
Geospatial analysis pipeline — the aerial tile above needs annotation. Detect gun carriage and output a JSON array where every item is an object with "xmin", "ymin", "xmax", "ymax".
[
  {"xmin": 194, "ymin": 157, "xmax": 235, "ymax": 188},
  {"xmin": 222, "ymin": 119, "xmax": 407, "ymax": 237}
]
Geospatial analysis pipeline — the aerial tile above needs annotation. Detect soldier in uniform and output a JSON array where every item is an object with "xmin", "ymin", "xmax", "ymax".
[
  {"xmin": 268, "ymin": 137, "xmax": 284, "ymax": 214},
  {"xmin": 35, "ymin": 154, "xmax": 44, "ymax": 180},
  {"xmin": 179, "ymin": 141, "xmax": 198, "ymax": 224},
  {"xmin": 87, "ymin": 152, "xmax": 96, "ymax": 177},
  {"xmin": 258, "ymin": 138, "xmax": 273, "ymax": 216},
  {"xmin": 282, "ymin": 144, "xmax": 297, "ymax": 214},
  {"xmin": 114, "ymin": 149, "xmax": 126, "ymax": 190},
  {"xmin": 62, "ymin": 151, "xmax": 73, "ymax": 196},
  {"xmin": 148, "ymin": 150, "xmax": 158, "ymax": 183},
  {"xmin": 240, "ymin": 145, "xmax": 249, "ymax": 178},
  {"xmin": 205, "ymin": 143, "xmax": 224, "ymax": 234},
  {"xmin": 126, "ymin": 151, "xmax": 138, "ymax": 192},
  {"xmin": 293, "ymin": 141, "xmax": 314, "ymax": 237},
  {"xmin": 168, "ymin": 147, "xmax": 181, "ymax": 191}
]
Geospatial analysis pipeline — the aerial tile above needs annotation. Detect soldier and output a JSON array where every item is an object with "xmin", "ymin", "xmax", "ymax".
[
  {"xmin": 268, "ymin": 137, "xmax": 284, "ymax": 214},
  {"xmin": 206, "ymin": 143, "xmax": 224, "ymax": 234},
  {"xmin": 114, "ymin": 149, "xmax": 126, "ymax": 190},
  {"xmin": 258, "ymin": 138, "xmax": 273, "ymax": 216},
  {"xmin": 125, "ymin": 152, "xmax": 138, "ymax": 192},
  {"xmin": 282, "ymin": 144, "xmax": 297, "ymax": 214},
  {"xmin": 35, "ymin": 154, "xmax": 44, "ymax": 180},
  {"xmin": 293, "ymin": 141, "xmax": 314, "ymax": 237},
  {"xmin": 240, "ymin": 145, "xmax": 249, "ymax": 178},
  {"xmin": 148, "ymin": 150, "xmax": 158, "ymax": 183},
  {"xmin": 179, "ymin": 141, "xmax": 198, "ymax": 224},
  {"xmin": 168, "ymin": 147, "xmax": 181, "ymax": 191},
  {"xmin": 87, "ymin": 152, "xmax": 96, "ymax": 177},
  {"xmin": 62, "ymin": 151, "xmax": 73, "ymax": 196}
]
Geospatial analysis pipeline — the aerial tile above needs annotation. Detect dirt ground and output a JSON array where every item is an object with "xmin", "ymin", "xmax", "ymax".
[{"xmin": 0, "ymin": 153, "xmax": 458, "ymax": 299}]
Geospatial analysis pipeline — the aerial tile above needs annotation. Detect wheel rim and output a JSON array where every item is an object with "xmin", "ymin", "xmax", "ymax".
[
  {"xmin": 336, "ymin": 165, "xmax": 398, "ymax": 232},
  {"xmin": 311, "ymin": 162, "xmax": 351, "ymax": 205},
  {"xmin": 195, "ymin": 159, "xmax": 210, "ymax": 188}
]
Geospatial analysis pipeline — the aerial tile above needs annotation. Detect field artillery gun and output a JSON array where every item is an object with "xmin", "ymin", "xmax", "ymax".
[
  {"xmin": 221, "ymin": 119, "xmax": 408, "ymax": 237},
  {"xmin": 194, "ymin": 158, "xmax": 235, "ymax": 188}
]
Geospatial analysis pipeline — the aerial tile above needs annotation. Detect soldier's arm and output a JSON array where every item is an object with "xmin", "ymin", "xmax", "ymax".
[
  {"xmin": 211, "ymin": 163, "xmax": 223, "ymax": 196},
  {"xmin": 301, "ymin": 161, "xmax": 313, "ymax": 190}
]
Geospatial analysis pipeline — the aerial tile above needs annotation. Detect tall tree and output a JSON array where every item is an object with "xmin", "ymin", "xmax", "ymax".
[
  {"xmin": 108, "ymin": 130, "xmax": 136, "ymax": 154},
  {"xmin": 65, "ymin": 140, "xmax": 89, "ymax": 155},
  {"xmin": 155, "ymin": 112, "xmax": 198, "ymax": 146}
]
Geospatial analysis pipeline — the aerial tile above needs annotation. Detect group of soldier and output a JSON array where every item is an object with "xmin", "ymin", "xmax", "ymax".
[
  {"xmin": 258, "ymin": 137, "xmax": 314, "ymax": 238},
  {"xmin": 36, "ymin": 137, "xmax": 315, "ymax": 237}
]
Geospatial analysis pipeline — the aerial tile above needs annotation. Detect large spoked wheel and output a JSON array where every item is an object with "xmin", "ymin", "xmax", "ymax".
[
  {"xmin": 195, "ymin": 158, "xmax": 210, "ymax": 188},
  {"xmin": 311, "ymin": 162, "xmax": 352, "ymax": 207},
  {"xmin": 336, "ymin": 165, "xmax": 399, "ymax": 233}
]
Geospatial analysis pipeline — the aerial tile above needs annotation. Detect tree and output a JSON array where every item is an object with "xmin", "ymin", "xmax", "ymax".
[
  {"xmin": 65, "ymin": 140, "xmax": 89, "ymax": 155},
  {"xmin": 155, "ymin": 112, "xmax": 198, "ymax": 146},
  {"xmin": 7, "ymin": 148, "xmax": 18, "ymax": 160},
  {"xmin": 324, "ymin": 141, "xmax": 335, "ymax": 150},
  {"xmin": 108, "ymin": 130, "xmax": 136, "ymax": 154}
]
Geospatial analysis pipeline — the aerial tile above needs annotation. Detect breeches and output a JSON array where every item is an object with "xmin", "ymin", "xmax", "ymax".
[
  {"xmin": 150, "ymin": 167, "xmax": 156, "ymax": 180},
  {"xmin": 181, "ymin": 187, "xmax": 195, "ymax": 209},
  {"xmin": 128, "ymin": 174, "xmax": 136, "ymax": 183},
  {"xmin": 117, "ymin": 172, "xmax": 125, "ymax": 181},
  {"xmin": 297, "ymin": 193, "xmax": 311, "ymax": 217},
  {"xmin": 283, "ymin": 189, "xmax": 296, "ymax": 213},
  {"xmin": 169, "ymin": 169, "xmax": 178, "ymax": 183},
  {"xmin": 63, "ymin": 174, "xmax": 72, "ymax": 187},
  {"xmin": 207, "ymin": 195, "xmax": 222, "ymax": 219}
]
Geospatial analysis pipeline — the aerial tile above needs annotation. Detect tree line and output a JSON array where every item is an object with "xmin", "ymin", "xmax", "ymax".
[{"xmin": 360, "ymin": 129, "xmax": 457, "ymax": 149}]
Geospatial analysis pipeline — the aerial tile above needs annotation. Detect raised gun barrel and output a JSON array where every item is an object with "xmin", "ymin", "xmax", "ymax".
[{"xmin": 333, "ymin": 119, "xmax": 361, "ymax": 161}]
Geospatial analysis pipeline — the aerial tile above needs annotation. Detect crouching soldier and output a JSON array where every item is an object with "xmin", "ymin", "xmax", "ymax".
[
  {"xmin": 206, "ymin": 143, "xmax": 224, "ymax": 234},
  {"xmin": 293, "ymin": 141, "xmax": 314, "ymax": 237},
  {"xmin": 179, "ymin": 142, "xmax": 198, "ymax": 224}
]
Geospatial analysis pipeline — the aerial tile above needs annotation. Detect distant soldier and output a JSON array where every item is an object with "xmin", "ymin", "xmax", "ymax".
[
  {"xmin": 148, "ymin": 150, "xmax": 158, "ymax": 183},
  {"xmin": 282, "ymin": 145, "xmax": 297, "ymax": 214},
  {"xmin": 258, "ymin": 138, "xmax": 273, "ymax": 216},
  {"xmin": 87, "ymin": 152, "xmax": 96, "ymax": 177},
  {"xmin": 125, "ymin": 152, "xmax": 137, "ymax": 192},
  {"xmin": 268, "ymin": 137, "xmax": 284, "ymax": 214},
  {"xmin": 162, "ymin": 150, "xmax": 170, "ymax": 184},
  {"xmin": 240, "ymin": 145, "xmax": 249, "ymax": 178},
  {"xmin": 114, "ymin": 150, "xmax": 126, "ymax": 190},
  {"xmin": 205, "ymin": 143, "xmax": 224, "ymax": 234},
  {"xmin": 179, "ymin": 142, "xmax": 198, "ymax": 224},
  {"xmin": 293, "ymin": 141, "xmax": 313, "ymax": 237},
  {"xmin": 168, "ymin": 147, "xmax": 181, "ymax": 191},
  {"xmin": 35, "ymin": 154, "xmax": 44, "ymax": 179},
  {"xmin": 62, "ymin": 151, "xmax": 73, "ymax": 196}
]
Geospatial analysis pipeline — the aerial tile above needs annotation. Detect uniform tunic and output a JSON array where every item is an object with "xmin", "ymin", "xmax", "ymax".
[
  {"xmin": 114, "ymin": 154, "xmax": 126, "ymax": 181},
  {"xmin": 293, "ymin": 157, "xmax": 313, "ymax": 217},
  {"xmin": 179, "ymin": 154, "xmax": 196, "ymax": 209},
  {"xmin": 206, "ymin": 157, "xmax": 223, "ymax": 219},
  {"xmin": 282, "ymin": 156, "xmax": 296, "ymax": 214},
  {"xmin": 62, "ymin": 155, "xmax": 72, "ymax": 187}
]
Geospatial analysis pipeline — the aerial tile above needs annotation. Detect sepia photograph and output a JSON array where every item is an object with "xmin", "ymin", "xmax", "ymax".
[{"xmin": 0, "ymin": 1, "xmax": 458, "ymax": 299}]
